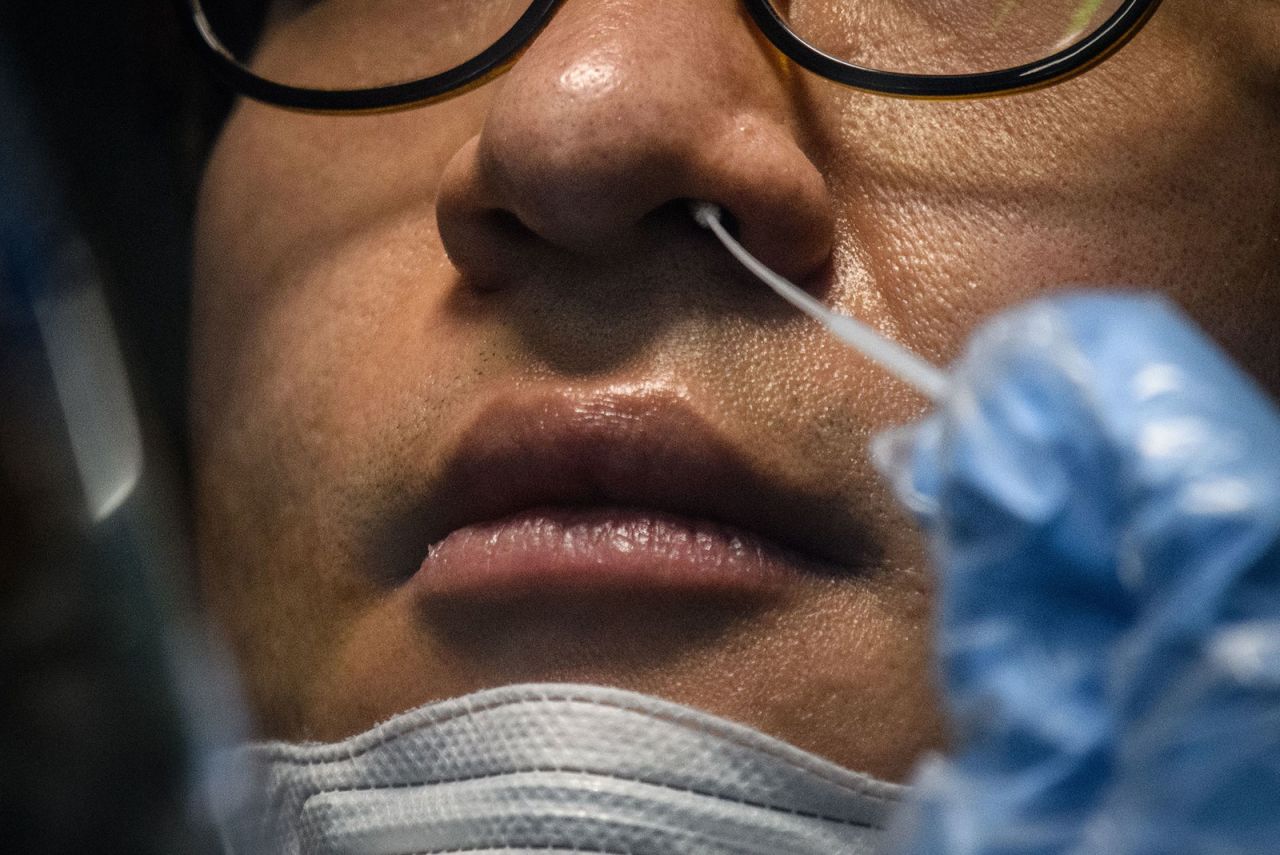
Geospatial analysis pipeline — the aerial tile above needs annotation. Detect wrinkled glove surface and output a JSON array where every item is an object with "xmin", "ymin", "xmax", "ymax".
[{"xmin": 878, "ymin": 293, "xmax": 1280, "ymax": 855}]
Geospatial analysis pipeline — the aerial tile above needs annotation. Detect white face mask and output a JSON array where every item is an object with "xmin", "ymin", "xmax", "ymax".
[{"xmin": 211, "ymin": 683, "xmax": 905, "ymax": 854}]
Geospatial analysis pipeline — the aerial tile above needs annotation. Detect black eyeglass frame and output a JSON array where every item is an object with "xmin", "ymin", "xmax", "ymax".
[{"xmin": 181, "ymin": 0, "xmax": 1164, "ymax": 112}]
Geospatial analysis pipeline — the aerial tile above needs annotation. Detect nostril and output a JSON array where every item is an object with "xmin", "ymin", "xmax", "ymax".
[
  {"xmin": 444, "ymin": 207, "xmax": 544, "ymax": 290},
  {"xmin": 721, "ymin": 209, "xmax": 742, "ymax": 240},
  {"xmin": 682, "ymin": 199, "xmax": 740, "ymax": 240},
  {"xmin": 717, "ymin": 208, "xmax": 742, "ymax": 241},
  {"xmin": 686, "ymin": 199, "xmax": 740, "ymax": 239},
  {"xmin": 593, "ymin": 199, "xmax": 747, "ymax": 254},
  {"xmin": 486, "ymin": 208, "xmax": 537, "ymax": 244}
]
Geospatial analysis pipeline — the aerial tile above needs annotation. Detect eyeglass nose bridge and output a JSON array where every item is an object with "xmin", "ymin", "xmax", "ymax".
[{"xmin": 181, "ymin": 0, "xmax": 1164, "ymax": 113}]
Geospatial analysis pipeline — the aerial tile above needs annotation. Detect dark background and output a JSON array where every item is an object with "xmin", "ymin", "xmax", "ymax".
[
  {"xmin": 2, "ymin": 0, "xmax": 223, "ymax": 443},
  {"xmin": 1, "ymin": 2, "xmax": 235, "ymax": 851}
]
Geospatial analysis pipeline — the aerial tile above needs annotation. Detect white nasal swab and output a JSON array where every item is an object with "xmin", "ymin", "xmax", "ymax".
[{"xmin": 690, "ymin": 201, "xmax": 949, "ymax": 402}]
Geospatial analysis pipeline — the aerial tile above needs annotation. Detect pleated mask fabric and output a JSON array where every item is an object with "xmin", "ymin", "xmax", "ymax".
[{"xmin": 211, "ymin": 683, "xmax": 905, "ymax": 854}]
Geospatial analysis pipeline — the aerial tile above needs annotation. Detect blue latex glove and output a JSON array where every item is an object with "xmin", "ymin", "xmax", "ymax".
[{"xmin": 876, "ymin": 293, "xmax": 1280, "ymax": 854}]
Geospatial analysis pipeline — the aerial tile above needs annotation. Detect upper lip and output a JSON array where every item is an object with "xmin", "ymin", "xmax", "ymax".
[{"xmin": 379, "ymin": 387, "xmax": 878, "ymax": 583}]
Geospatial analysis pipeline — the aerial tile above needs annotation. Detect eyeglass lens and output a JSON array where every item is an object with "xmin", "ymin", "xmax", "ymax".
[
  {"xmin": 776, "ymin": 0, "xmax": 1126, "ymax": 76},
  {"xmin": 196, "ymin": 0, "xmax": 534, "ymax": 90},
  {"xmin": 195, "ymin": 0, "xmax": 1128, "ymax": 91}
]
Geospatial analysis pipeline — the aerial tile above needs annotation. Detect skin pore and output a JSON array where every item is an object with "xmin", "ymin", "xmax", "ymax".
[{"xmin": 191, "ymin": 0, "xmax": 1279, "ymax": 781}]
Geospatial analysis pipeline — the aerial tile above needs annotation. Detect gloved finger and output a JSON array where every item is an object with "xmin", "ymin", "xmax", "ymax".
[{"xmin": 873, "ymin": 292, "xmax": 1280, "ymax": 854}]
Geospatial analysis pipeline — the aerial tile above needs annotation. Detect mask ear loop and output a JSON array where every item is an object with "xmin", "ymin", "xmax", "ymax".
[{"xmin": 690, "ymin": 202, "xmax": 949, "ymax": 403}]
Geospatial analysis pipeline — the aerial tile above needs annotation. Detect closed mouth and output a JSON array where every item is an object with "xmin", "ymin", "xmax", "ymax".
[{"xmin": 378, "ymin": 386, "xmax": 879, "ymax": 598}]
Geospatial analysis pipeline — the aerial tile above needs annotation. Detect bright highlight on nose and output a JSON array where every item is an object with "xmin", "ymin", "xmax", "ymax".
[
  {"xmin": 690, "ymin": 202, "xmax": 949, "ymax": 402},
  {"xmin": 558, "ymin": 56, "xmax": 620, "ymax": 95}
]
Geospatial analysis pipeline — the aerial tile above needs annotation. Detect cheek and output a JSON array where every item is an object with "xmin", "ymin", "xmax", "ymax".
[
  {"xmin": 800, "ymin": 16, "xmax": 1280, "ymax": 377},
  {"xmin": 194, "ymin": 84, "xmax": 496, "ymax": 305},
  {"xmin": 190, "ymin": 83, "xmax": 503, "ymax": 438},
  {"xmin": 189, "ymin": 202, "xmax": 496, "ymax": 734}
]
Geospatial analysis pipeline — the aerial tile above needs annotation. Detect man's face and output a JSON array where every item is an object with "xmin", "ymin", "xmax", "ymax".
[{"xmin": 191, "ymin": 0, "xmax": 1280, "ymax": 779}]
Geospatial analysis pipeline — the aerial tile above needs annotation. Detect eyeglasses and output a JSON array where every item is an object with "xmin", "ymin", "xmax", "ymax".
[{"xmin": 182, "ymin": 0, "xmax": 1163, "ymax": 113}]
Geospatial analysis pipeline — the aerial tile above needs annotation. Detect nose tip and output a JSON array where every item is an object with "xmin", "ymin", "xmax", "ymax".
[{"xmin": 435, "ymin": 0, "xmax": 835, "ymax": 288}]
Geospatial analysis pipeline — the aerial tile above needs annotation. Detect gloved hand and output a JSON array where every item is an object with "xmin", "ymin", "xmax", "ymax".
[{"xmin": 874, "ymin": 293, "xmax": 1280, "ymax": 855}]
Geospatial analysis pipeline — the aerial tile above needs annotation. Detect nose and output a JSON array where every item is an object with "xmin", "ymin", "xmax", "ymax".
[{"xmin": 435, "ymin": 0, "xmax": 834, "ymax": 288}]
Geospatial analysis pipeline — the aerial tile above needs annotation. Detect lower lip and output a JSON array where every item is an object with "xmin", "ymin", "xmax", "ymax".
[{"xmin": 413, "ymin": 507, "xmax": 811, "ymax": 600}]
